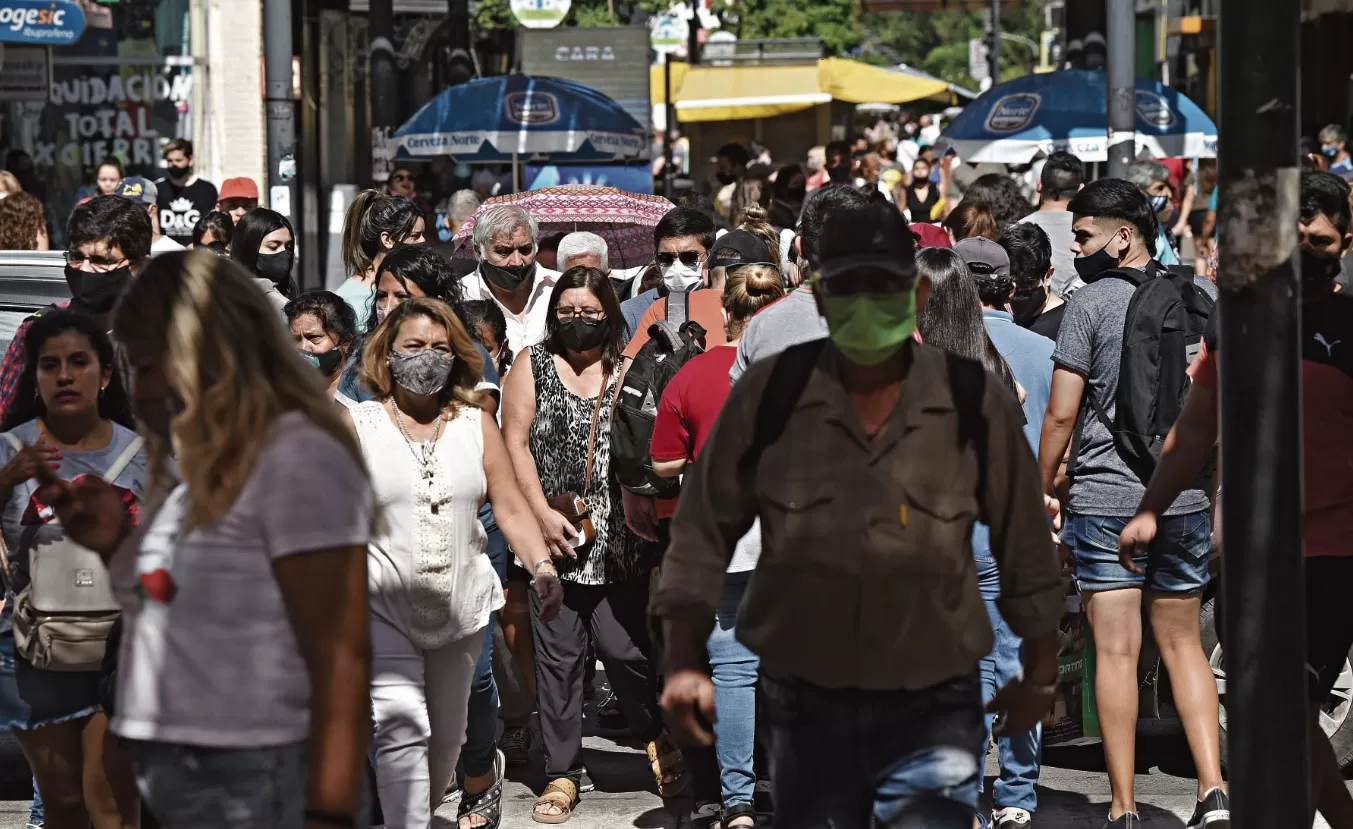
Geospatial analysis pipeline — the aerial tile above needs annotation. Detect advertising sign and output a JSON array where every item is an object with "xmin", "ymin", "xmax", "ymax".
[
  {"xmin": 510, "ymin": 0, "xmax": 571, "ymax": 29},
  {"xmin": 649, "ymin": 12, "xmax": 688, "ymax": 57},
  {"xmin": 0, "ymin": 0, "xmax": 85, "ymax": 46},
  {"xmin": 0, "ymin": 43, "xmax": 49, "ymax": 100},
  {"xmin": 521, "ymin": 28, "xmax": 651, "ymax": 133}
]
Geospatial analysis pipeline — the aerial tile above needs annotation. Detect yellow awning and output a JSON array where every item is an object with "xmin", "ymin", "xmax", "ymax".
[
  {"xmin": 649, "ymin": 61, "xmax": 690, "ymax": 106},
  {"xmin": 817, "ymin": 57, "xmax": 952, "ymax": 105},
  {"xmin": 669, "ymin": 64, "xmax": 831, "ymax": 123}
]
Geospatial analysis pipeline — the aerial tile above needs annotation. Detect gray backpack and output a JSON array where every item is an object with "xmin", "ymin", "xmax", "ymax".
[{"xmin": 4, "ymin": 433, "xmax": 142, "ymax": 672}]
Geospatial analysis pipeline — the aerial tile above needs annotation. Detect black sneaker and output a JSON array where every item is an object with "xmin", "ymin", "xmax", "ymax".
[
  {"xmin": 1187, "ymin": 788, "xmax": 1231, "ymax": 828},
  {"xmin": 1104, "ymin": 812, "xmax": 1141, "ymax": 828},
  {"xmin": 499, "ymin": 724, "xmax": 534, "ymax": 767}
]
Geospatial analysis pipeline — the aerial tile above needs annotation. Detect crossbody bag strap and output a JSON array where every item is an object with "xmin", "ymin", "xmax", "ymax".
[
  {"xmin": 101, "ymin": 436, "xmax": 145, "ymax": 483},
  {"xmin": 582, "ymin": 370, "xmax": 612, "ymax": 496},
  {"xmin": 0, "ymin": 433, "xmax": 17, "ymax": 594}
]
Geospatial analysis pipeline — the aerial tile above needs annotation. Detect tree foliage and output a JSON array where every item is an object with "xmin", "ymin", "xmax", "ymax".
[{"xmin": 472, "ymin": 0, "xmax": 1047, "ymax": 88}]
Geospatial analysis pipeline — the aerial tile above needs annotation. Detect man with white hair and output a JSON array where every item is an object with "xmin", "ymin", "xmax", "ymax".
[
  {"xmin": 460, "ymin": 204, "xmax": 561, "ymax": 353},
  {"xmin": 556, "ymin": 231, "xmax": 609, "ymax": 272}
]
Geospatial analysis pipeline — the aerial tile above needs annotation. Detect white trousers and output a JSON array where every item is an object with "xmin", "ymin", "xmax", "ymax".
[{"xmin": 370, "ymin": 615, "xmax": 486, "ymax": 829}]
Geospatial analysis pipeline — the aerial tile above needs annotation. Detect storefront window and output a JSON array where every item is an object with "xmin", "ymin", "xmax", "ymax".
[{"xmin": 0, "ymin": 0, "xmax": 195, "ymax": 246}]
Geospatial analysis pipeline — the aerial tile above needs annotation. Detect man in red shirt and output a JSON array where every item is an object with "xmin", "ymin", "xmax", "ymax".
[
  {"xmin": 647, "ymin": 241, "xmax": 784, "ymax": 829},
  {"xmin": 1118, "ymin": 171, "xmax": 1353, "ymax": 829}
]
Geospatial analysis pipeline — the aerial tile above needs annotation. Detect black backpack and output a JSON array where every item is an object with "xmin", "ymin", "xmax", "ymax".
[
  {"xmin": 1072, "ymin": 262, "xmax": 1214, "ymax": 483},
  {"xmin": 611, "ymin": 290, "xmax": 707, "ymax": 497}
]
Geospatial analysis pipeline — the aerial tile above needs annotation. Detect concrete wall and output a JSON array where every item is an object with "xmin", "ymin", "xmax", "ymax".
[{"xmin": 197, "ymin": 0, "xmax": 266, "ymax": 199}]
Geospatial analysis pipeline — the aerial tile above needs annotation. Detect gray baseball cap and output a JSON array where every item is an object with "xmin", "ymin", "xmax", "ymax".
[{"xmin": 953, "ymin": 236, "xmax": 1011, "ymax": 281}]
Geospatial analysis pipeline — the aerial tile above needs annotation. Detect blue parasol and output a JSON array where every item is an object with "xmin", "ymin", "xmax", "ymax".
[
  {"xmin": 936, "ymin": 69, "xmax": 1217, "ymax": 163},
  {"xmin": 394, "ymin": 74, "xmax": 647, "ymax": 166}
]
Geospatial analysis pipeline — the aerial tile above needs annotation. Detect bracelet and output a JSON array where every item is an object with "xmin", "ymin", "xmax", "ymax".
[
  {"xmin": 533, "ymin": 558, "xmax": 558, "ymax": 576},
  {"xmin": 304, "ymin": 808, "xmax": 354, "ymax": 827}
]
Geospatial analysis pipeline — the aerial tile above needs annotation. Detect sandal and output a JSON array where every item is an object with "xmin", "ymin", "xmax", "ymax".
[
  {"xmin": 646, "ymin": 731, "xmax": 691, "ymax": 799},
  {"xmin": 531, "ymin": 777, "xmax": 579, "ymax": 825},
  {"xmin": 721, "ymin": 803, "xmax": 757, "ymax": 828},
  {"xmin": 458, "ymin": 749, "xmax": 504, "ymax": 829}
]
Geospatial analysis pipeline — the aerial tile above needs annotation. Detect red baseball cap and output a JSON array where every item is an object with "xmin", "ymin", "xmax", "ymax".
[
  {"xmin": 910, "ymin": 222, "xmax": 951, "ymax": 249},
  {"xmin": 218, "ymin": 177, "xmax": 259, "ymax": 201}
]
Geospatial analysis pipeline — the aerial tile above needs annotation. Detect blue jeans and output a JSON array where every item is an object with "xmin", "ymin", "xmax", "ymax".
[
  {"xmin": 461, "ymin": 503, "xmax": 509, "ymax": 779},
  {"xmin": 29, "ymin": 777, "xmax": 41, "ymax": 825},
  {"xmin": 762, "ymin": 671, "xmax": 983, "ymax": 828},
  {"xmin": 127, "ymin": 740, "xmax": 371, "ymax": 829},
  {"xmin": 707, "ymin": 572, "xmax": 759, "ymax": 810},
  {"xmin": 975, "ymin": 553, "xmax": 1041, "ymax": 813}
]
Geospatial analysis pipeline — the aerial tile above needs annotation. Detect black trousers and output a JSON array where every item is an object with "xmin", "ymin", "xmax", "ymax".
[{"xmin": 531, "ymin": 576, "xmax": 663, "ymax": 782}]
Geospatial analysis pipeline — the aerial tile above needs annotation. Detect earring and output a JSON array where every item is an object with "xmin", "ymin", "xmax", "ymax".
[{"xmin": 99, "ymin": 386, "xmax": 106, "ymax": 399}]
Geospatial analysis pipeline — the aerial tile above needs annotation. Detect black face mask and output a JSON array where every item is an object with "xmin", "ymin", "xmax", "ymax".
[
  {"xmin": 255, "ymin": 249, "xmax": 294, "ymax": 286},
  {"xmin": 716, "ymin": 172, "xmax": 738, "ymax": 186},
  {"xmin": 480, "ymin": 260, "xmax": 536, "ymax": 292},
  {"xmin": 556, "ymin": 318, "xmax": 608, "ymax": 353},
  {"xmin": 1009, "ymin": 285, "xmax": 1048, "ymax": 325},
  {"xmin": 65, "ymin": 264, "xmax": 133, "ymax": 316},
  {"xmin": 304, "ymin": 347, "xmax": 345, "ymax": 377},
  {"xmin": 1301, "ymin": 248, "xmax": 1343, "ymax": 293},
  {"xmin": 170, "ymin": 165, "xmax": 192, "ymax": 179},
  {"xmin": 1073, "ymin": 247, "xmax": 1119, "ymax": 282},
  {"xmin": 827, "ymin": 165, "xmax": 851, "ymax": 184}
]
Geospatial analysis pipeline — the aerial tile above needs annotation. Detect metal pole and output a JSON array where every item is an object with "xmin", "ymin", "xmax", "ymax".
[
  {"xmin": 1105, "ymin": 0, "xmax": 1136, "ymax": 178},
  {"xmin": 369, "ymin": 0, "xmax": 398, "ymax": 185},
  {"xmin": 664, "ymin": 54, "xmax": 675, "ymax": 201},
  {"xmin": 263, "ymin": 0, "xmax": 296, "ymax": 219},
  {"xmin": 446, "ymin": 0, "xmax": 473, "ymax": 87},
  {"xmin": 1216, "ymin": 0, "xmax": 1307, "ymax": 824},
  {"xmin": 989, "ymin": 0, "xmax": 1000, "ymax": 84}
]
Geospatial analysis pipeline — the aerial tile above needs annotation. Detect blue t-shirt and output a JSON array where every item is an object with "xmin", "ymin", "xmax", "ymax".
[
  {"xmin": 621, "ymin": 288, "xmax": 663, "ymax": 341},
  {"xmin": 972, "ymin": 310, "xmax": 1055, "ymax": 577}
]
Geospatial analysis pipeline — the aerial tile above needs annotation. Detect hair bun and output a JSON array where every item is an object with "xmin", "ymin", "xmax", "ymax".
[{"xmin": 742, "ymin": 204, "xmax": 768, "ymax": 224}]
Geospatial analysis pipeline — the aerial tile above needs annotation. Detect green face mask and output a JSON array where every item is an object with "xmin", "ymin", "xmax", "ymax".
[{"xmin": 821, "ymin": 290, "xmax": 917, "ymax": 366}]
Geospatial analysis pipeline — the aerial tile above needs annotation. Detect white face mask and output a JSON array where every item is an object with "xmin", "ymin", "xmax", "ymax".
[{"xmin": 661, "ymin": 260, "xmax": 702, "ymax": 293}]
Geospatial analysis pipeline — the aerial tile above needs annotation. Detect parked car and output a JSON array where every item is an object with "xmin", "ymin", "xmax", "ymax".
[{"xmin": 0, "ymin": 250, "xmax": 70, "ymax": 355}]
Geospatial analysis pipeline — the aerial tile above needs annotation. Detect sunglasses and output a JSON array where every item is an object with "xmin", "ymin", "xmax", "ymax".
[
  {"xmin": 809, "ymin": 269, "xmax": 904, "ymax": 297},
  {"xmin": 656, "ymin": 251, "xmax": 705, "ymax": 269}
]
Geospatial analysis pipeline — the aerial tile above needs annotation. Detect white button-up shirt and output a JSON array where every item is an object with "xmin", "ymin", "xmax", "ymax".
[{"xmin": 459, "ymin": 265, "xmax": 561, "ymax": 354}]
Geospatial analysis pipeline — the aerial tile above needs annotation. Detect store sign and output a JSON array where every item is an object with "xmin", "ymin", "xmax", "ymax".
[
  {"xmin": 521, "ymin": 28, "xmax": 651, "ymax": 132},
  {"xmin": 510, "ymin": 0, "xmax": 570, "ymax": 29},
  {"xmin": 505, "ymin": 91, "xmax": 559, "ymax": 125},
  {"xmin": 0, "ymin": 0, "xmax": 85, "ymax": 45},
  {"xmin": 649, "ymin": 12, "xmax": 688, "ymax": 56},
  {"xmin": 34, "ymin": 68, "xmax": 194, "ymax": 170},
  {"xmin": 0, "ymin": 43, "xmax": 49, "ymax": 100}
]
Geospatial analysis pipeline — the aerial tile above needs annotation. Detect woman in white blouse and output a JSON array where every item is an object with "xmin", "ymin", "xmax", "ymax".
[{"xmin": 346, "ymin": 296, "xmax": 561, "ymax": 829}]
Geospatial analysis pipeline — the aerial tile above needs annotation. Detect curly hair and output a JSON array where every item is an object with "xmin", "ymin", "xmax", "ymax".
[{"xmin": 0, "ymin": 192, "xmax": 47, "ymax": 250}]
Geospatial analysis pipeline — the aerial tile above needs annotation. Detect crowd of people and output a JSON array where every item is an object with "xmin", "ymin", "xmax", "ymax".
[{"xmin": 0, "ymin": 115, "xmax": 1349, "ymax": 829}]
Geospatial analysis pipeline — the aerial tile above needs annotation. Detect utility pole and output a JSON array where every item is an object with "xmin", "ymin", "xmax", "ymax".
[
  {"xmin": 1105, "ymin": 0, "xmax": 1135, "ymax": 178},
  {"xmin": 1216, "ymin": 0, "xmax": 1308, "ymax": 824},
  {"xmin": 369, "ymin": 0, "xmax": 398, "ymax": 185},
  {"xmin": 263, "ymin": 0, "xmax": 296, "ymax": 220},
  {"xmin": 988, "ymin": 0, "xmax": 1000, "ymax": 85},
  {"xmin": 447, "ymin": 0, "xmax": 473, "ymax": 87}
]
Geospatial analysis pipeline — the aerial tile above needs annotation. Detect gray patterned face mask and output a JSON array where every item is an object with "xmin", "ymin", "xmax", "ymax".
[{"xmin": 389, "ymin": 349, "xmax": 455, "ymax": 396}]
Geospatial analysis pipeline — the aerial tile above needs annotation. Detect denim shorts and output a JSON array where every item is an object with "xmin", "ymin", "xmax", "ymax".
[
  {"xmin": 0, "ymin": 631, "xmax": 100, "ymax": 731},
  {"xmin": 1066, "ymin": 511, "xmax": 1211, "ymax": 594}
]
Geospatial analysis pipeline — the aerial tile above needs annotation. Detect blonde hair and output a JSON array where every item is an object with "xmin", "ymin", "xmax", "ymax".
[
  {"xmin": 723, "ymin": 263, "xmax": 785, "ymax": 340},
  {"xmin": 359, "ymin": 296, "xmax": 487, "ymax": 417},
  {"xmin": 730, "ymin": 177, "xmax": 769, "ymax": 230},
  {"xmin": 736, "ymin": 206, "xmax": 783, "ymax": 268},
  {"xmin": 113, "ymin": 251, "xmax": 365, "ymax": 529},
  {"xmin": 0, "ymin": 171, "xmax": 21, "ymax": 196}
]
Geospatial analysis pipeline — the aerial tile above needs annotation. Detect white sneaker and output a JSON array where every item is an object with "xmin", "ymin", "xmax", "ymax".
[{"xmin": 993, "ymin": 807, "xmax": 1033, "ymax": 828}]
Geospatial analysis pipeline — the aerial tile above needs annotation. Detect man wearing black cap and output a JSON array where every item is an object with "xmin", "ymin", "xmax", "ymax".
[
  {"xmin": 654, "ymin": 202, "xmax": 1063, "ymax": 829},
  {"xmin": 955, "ymin": 236, "xmax": 1055, "ymax": 829}
]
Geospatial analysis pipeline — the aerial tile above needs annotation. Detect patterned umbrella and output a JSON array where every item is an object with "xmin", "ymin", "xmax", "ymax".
[{"xmin": 452, "ymin": 185, "xmax": 674, "ymax": 270}]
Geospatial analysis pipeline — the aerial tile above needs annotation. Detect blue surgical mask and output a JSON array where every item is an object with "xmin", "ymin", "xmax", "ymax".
[
  {"xmin": 1148, "ymin": 194, "xmax": 1170, "ymax": 214},
  {"xmin": 1323, "ymin": 145, "xmax": 1341, "ymax": 159}
]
